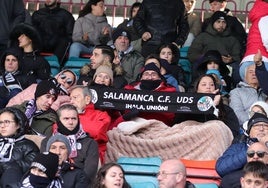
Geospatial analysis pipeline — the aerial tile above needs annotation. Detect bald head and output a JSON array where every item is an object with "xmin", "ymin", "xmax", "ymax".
[
  {"xmin": 247, "ymin": 142, "xmax": 268, "ymax": 164},
  {"xmin": 158, "ymin": 159, "xmax": 187, "ymax": 188}
]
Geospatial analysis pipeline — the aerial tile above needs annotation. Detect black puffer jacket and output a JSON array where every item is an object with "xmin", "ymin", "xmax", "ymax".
[
  {"xmin": 32, "ymin": 3, "xmax": 75, "ymax": 49},
  {"xmin": 133, "ymin": 0, "xmax": 189, "ymax": 46},
  {"xmin": 0, "ymin": 108, "xmax": 40, "ymax": 187}
]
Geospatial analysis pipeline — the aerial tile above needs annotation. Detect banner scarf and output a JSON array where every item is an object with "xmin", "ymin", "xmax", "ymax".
[{"xmin": 90, "ymin": 86, "xmax": 215, "ymax": 114}]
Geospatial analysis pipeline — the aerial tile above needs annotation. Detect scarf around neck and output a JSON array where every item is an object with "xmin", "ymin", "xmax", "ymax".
[{"xmin": 0, "ymin": 135, "xmax": 24, "ymax": 162}]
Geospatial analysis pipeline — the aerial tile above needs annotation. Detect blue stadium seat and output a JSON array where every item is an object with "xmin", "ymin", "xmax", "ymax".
[
  {"xmin": 63, "ymin": 57, "xmax": 90, "ymax": 77},
  {"xmin": 194, "ymin": 183, "xmax": 219, "ymax": 188},
  {"xmin": 44, "ymin": 55, "xmax": 61, "ymax": 76},
  {"xmin": 117, "ymin": 157, "xmax": 162, "ymax": 188}
]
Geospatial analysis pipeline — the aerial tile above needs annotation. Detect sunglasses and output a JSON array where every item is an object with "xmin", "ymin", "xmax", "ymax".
[
  {"xmin": 59, "ymin": 74, "xmax": 73, "ymax": 85},
  {"xmin": 247, "ymin": 151, "xmax": 268, "ymax": 158}
]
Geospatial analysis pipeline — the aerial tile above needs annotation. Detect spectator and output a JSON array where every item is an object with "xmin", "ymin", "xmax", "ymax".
[
  {"xmin": 221, "ymin": 142, "xmax": 268, "ymax": 188},
  {"xmin": 0, "ymin": 0, "xmax": 25, "ymax": 57},
  {"xmin": 157, "ymin": 159, "xmax": 195, "ymax": 188},
  {"xmin": 195, "ymin": 50, "xmax": 232, "ymax": 94},
  {"xmin": 158, "ymin": 43, "xmax": 186, "ymax": 90},
  {"xmin": 254, "ymin": 51, "xmax": 268, "ymax": 96},
  {"xmin": 41, "ymin": 104, "xmax": 99, "ymax": 186},
  {"xmin": 9, "ymin": 23, "xmax": 51, "ymax": 82},
  {"xmin": 174, "ymin": 74, "xmax": 240, "ymax": 138},
  {"xmin": 183, "ymin": 0, "xmax": 201, "ymax": 47},
  {"xmin": 69, "ymin": 86, "xmax": 111, "ymax": 164},
  {"xmin": 68, "ymin": 0, "xmax": 112, "ymax": 58},
  {"xmin": 7, "ymin": 69, "xmax": 77, "ymax": 111},
  {"xmin": 202, "ymin": 0, "xmax": 247, "ymax": 56},
  {"xmin": 229, "ymin": 62, "xmax": 267, "ymax": 126},
  {"xmin": 114, "ymin": 63, "xmax": 176, "ymax": 126},
  {"xmin": 20, "ymin": 152, "xmax": 62, "ymax": 188},
  {"xmin": 32, "ymin": 0, "xmax": 75, "ymax": 65},
  {"xmin": 0, "ymin": 107, "xmax": 39, "ymax": 187},
  {"xmin": 45, "ymin": 133, "xmax": 88, "ymax": 188},
  {"xmin": 240, "ymin": 161, "xmax": 268, "ymax": 188},
  {"xmin": 78, "ymin": 45, "xmax": 114, "ymax": 85},
  {"xmin": 92, "ymin": 162, "xmax": 131, "ymax": 188},
  {"xmin": 12, "ymin": 79, "xmax": 59, "ymax": 137},
  {"xmin": 143, "ymin": 55, "xmax": 179, "ymax": 91},
  {"xmin": 188, "ymin": 11, "xmax": 241, "ymax": 85},
  {"xmin": 216, "ymin": 112, "xmax": 268, "ymax": 178},
  {"xmin": 116, "ymin": 2, "xmax": 142, "ymax": 52},
  {"xmin": 112, "ymin": 28, "xmax": 144, "ymax": 84},
  {"xmin": 0, "ymin": 48, "xmax": 34, "ymax": 108},
  {"xmin": 242, "ymin": 101, "xmax": 268, "ymax": 132},
  {"xmin": 133, "ymin": 0, "xmax": 189, "ymax": 57}
]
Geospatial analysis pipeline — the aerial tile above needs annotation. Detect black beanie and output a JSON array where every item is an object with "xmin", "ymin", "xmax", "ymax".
[
  {"xmin": 247, "ymin": 112, "xmax": 268, "ymax": 134},
  {"xmin": 211, "ymin": 11, "xmax": 227, "ymax": 25},
  {"xmin": 112, "ymin": 28, "xmax": 131, "ymax": 43},
  {"xmin": 35, "ymin": 79, "xmax": 59, "ymax": 100},
  {"xmin": 141, "ymin": 63, "xmax": 162, "ymax": 77},
  {"xmin": 160, "ymin": 59, "xmax": 173, "ymax": 74},
  {"xmin": 31, "ymin": 152, "xmax": 59, "ymax": 180}
]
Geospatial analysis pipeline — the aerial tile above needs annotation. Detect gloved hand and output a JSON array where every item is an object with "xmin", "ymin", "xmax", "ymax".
[{"xmin": 122, "ymin": 109, "xmax": 139, "ymax": 121}]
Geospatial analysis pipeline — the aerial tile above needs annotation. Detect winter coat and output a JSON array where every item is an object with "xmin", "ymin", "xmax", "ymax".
[
  {"xmin": 242, "ymin": 0, "xmax": 268, "ymax": 63},
  {"xmin": 72, "ymin": 13, "xmax": 112, "ymax": 46},
  {"xmin": 256, "ymin": 63, "xmax": 268, "ymax": 95},
  {"xmin": 0, "ymin": 115, "xmax": 39, "ymax": 187},
  {"xmin": 13, "ymin": 101, "xmax": 57, "ymax": 137},
  {"xmin": 188, "ymin": 22, "xmax": 241, "ymax": 64},
  {"xmin": 32, "ymin": 3, "xmax": 75, "ymax": 49},
  {"xmin": 216, "ymin": 142, "xmax": 247, "ymax": 177},
  {"xmin": 20, "ymin": 51, "xmax": 51, "ymax": 82},
  {"xmin": 229, "ymin": 81, "xmax": 267, "ymax": 125},
  {"xmin": 120, "ymin": 50, "xmax": 144, "ymax": 84},
  {"xmin": 0, "ymin": 0, "xmax": 25, "ymax": 47},
  {"xmin": 133, "ymin": 0, "xmax": 189, "ymax": 47},
  {"xmin": 78, "ymin": 104, "xmax": 111, "ymax": 164}
]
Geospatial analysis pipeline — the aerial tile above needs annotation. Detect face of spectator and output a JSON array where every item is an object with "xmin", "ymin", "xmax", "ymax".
[
  {"xmin": 4, "ymin": 55, "xmax": 19, "ymax": 72},
  {"xmin": 213, "ymin": 19, "xmax": 227, "ymax": 33},
  {"xmin": 90, "ymin": 48, "xmax": 106, "ymax": 70},
  {"xmin": 45, "ymin": 0, "xmax": 57, "ymax": 7},
  {"xmin": 210, "ymin": 1, "xmax": 224, "ymax": 12},
  {"xmin": 240, "ymin": 173, "xmax": 268, "ymax": 188},
  {"xmin": 57, "ymin": 71, "xmax": 75, "ymax": 89},
  {"xmin": 197, "ymin": 76, "xmax": 216, "ymax": 93},
  {"xmin": 49, "ymin": 141, "xmax": 68, "ymax": 165},
  {"xmin": 92, "ymin": 1, "xmax": 105, "ymax": 16},
  {"xmin": 59, "ymin": 109, "xmax": 79, "ymax": 131},
  {"xmin": 0, "ymin": 112, "xmax": 19, "ymax": 137},
  {"xmin": 145, "ymin": 58, "xmax": 166, "ymax": 75},
  {"xmin": 247, "ymin": 143, "xmax": 268, "ymax": 164},
  {"xmin": 183, "ymin": 0, "xmax": 196, "ymax": 13},
  {"xmin": 159, "ymin": 47, "xmax": 173, "ymax": 64},
  {"xmin": 249, "ymin": 122, "xmax": 268, "ymax": 142},
  {"xmin": 245, "ymin": 64, "xmax": 259, "ymax": 87},
  {"xmin": 113, "ymin": 50, "xmax": 120, "ymax": 65},
  {"xmin": 30, "ymin": 167, "xmax": 48, "ymax": 178},
  {"xmin": 131, "ymin": 7, "xmax": 140, "ymax": 18},
  {"xmin": 141, "ymin": 70, "xmax": 161, "ymax": 81},
  {"xmin": 36, "ymin": 94, "xmax": 56, "ymax": 111},
  {"xmin": 70, "ymin": 88, "xmax": 91, "ymax": 112},
  {"xmin": 114, "ymin": 36, "xmax": 130, "ymax": 52},
  {"xmin": 18, "ymin": 34, "xmax": 32, "ymax": 49},
  {"xmin": 207, "ymin": 61, "xmax": 219, "ymax": 70},
  {"xmin": 94, "ymin": 72, "xmax": 111, "ymax": 86},
  {"xmin": 101, "ymin": 166, "xmax": 124, "ymax": 188}
]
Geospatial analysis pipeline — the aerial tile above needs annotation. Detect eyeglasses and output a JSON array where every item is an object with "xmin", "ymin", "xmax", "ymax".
[
  {"xmin": 156, "ymin": 171, "xmax": 181, "ymax": 178},
  {"xmin": 247, "ymin": 151, "xmax": 268, "ymax": 158},
  {"xmin": 60, "ymin": 74, "xmax": 73, "ymax": 85},
  {"xmin": 0, "ymin": 120, "xmax": 16, "ymax": 127},
  {"xmin": 252, "ymin": 124, "xmax": 268, "ymax": 130}
]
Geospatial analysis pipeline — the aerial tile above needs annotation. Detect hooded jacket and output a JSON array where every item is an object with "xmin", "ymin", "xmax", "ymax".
[{"xmin": 188, "ymin": 22, "xmax": 241, "ymax": 64}]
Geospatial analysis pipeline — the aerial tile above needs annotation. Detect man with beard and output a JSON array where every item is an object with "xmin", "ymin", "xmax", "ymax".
[{"xmin": 32, "ymin": 0, "xmax": 75, "ymax": 65}]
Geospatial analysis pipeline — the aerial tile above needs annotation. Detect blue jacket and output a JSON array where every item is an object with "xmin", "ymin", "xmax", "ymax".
[
  {"xmin": 216, "ymin": 142, "xmax": 248, "ymax": 177},
  {"xmin": 256, "ymin": 63, "xmax": 268, "ymax": 95}
]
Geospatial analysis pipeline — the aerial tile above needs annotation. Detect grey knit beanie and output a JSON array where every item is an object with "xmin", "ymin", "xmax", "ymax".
[{"xmin": 46, "ymin": 133, "xmax": 71, "ymax": 156}]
